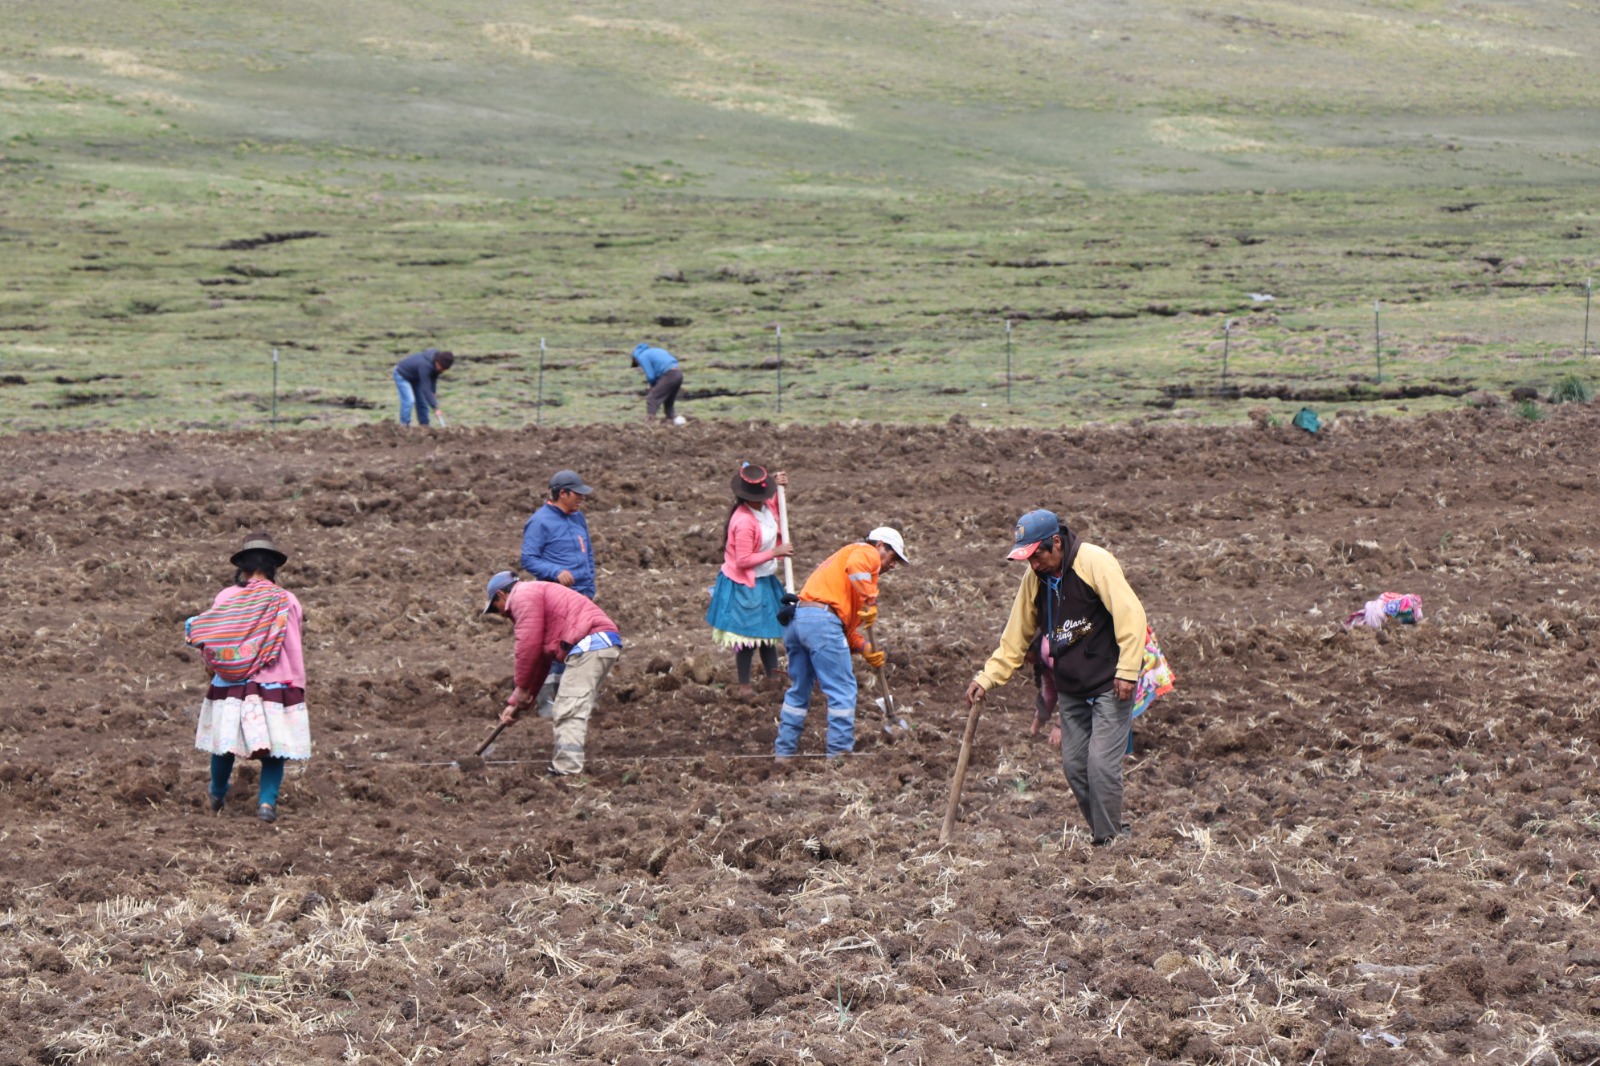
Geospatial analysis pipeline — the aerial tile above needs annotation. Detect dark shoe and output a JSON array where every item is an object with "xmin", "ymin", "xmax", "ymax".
[
  {"xmin": 257, "ymin": 803, "xmax": 277, "ymax": 823},
  {"xmin": 208, "ymin": 792, "xmax": 225, "ymax": 814}
]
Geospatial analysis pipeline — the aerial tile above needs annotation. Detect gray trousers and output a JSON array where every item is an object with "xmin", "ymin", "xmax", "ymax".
[
  {"xmin": 645, "ymin": 366, "xmax": 683, "ymax": 418},
  {"xmin": 1058, "ymin": 686, "xmax": 1132, "ymax": 842}
]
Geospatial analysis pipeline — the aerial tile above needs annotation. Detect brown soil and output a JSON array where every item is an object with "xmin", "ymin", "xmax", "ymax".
[{"xmin": 2, "ymin": 410, "xmax": 1598, "ymax": 1065}]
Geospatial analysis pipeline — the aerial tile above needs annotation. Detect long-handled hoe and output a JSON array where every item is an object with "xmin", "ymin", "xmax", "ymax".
[
  {"xmin": 451, "ymin": 717, "xmax": 507, "ymax": 772},
  {"xmin": 864, "ymin": 624, "xmax": 909, "ymax": 739}
]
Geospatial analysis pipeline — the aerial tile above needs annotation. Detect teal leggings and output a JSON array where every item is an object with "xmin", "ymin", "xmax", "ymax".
[{"xmin": 210, "ymin": 754, "xmax": 285, "ymax": 806}]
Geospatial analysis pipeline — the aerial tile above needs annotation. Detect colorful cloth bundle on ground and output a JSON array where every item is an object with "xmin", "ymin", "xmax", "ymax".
[
  {"xmin": 185, "ymin": 579, "xmax": 292, "ymax": 683},
  {"xmin": 1344, "ymin": 591, "xmax": 1424, "ymax": 630},
  {"xmin": 1132, "ymin": 626, "xmax": 1175, "ymax": 718}
]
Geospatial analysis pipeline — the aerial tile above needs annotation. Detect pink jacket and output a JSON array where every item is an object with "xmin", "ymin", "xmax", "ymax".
[
  {"xmin": 211, "ymin": 583, "xmax": 306, "ymax": 687},
  {"xmin": 721, "ymin": 499, "xmax": 784, "ymax": 587},
  {"xmin": 505, "ymin": 581, "xmax": 619, "ymax": 692}
]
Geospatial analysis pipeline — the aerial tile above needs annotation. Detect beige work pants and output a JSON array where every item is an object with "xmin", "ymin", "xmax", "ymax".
[{"xmin": 550, "ymin": 645, "xmax": 620, "ymax": 775}]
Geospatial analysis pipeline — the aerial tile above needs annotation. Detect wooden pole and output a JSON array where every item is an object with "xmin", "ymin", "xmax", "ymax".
[
  {"xmin": 938, "ymin": 699, "xmax": 983, "ymax": 843},
  {"xmin": 777, "ymin": 484, "xmax": 795, "ymax": 593}
]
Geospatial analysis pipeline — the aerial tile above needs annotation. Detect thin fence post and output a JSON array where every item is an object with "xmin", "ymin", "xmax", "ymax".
[
  {"xmin": 1373, "ymin": 301, "xmax": 1382, "ymax": 383},
  {"xmin": 271, "ymin": 347, "xmax": 278, "ymax": 428},
  {"xmin": 776, "ymin": 324, "xmax": 783, "ymax": 416},
  {"xmin": 1220, "ymin": 319, "xmax": 1231, "ymax": 395},
  {"xmin": 1005, "ymin": 319, "xmax": 1012, "ymax": 407},
  {"xmin": 536, "ymin": 338, "xmax": 546, "ymax": 428},
  {"xmin": 1585, "ymin": 278, "xmax": 1592, "ymax": 358}
]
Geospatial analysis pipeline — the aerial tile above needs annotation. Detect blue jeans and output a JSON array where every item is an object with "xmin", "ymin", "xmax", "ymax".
[
  {"xmin": 394, "ymin": 369, "xmax": 430, "ymax": 426},
  {"xmin": 776, "ymin": 606, "xmax": 857, "ymax": 756},
  {"xmin": 210, "ymin": 753, "xmax": 286, "ymax": 806}
]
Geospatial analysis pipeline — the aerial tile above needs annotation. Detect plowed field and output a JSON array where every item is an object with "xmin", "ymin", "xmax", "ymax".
[{"xmin": 3, "ymin": 409, "xmax": 1598, "ymax": 1065}]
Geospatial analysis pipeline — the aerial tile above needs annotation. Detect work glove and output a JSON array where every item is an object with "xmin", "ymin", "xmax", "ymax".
[
  {"xmin": 862, "ymin": 644, "xmax": 887, "ymax": 669},
  {"xmin": 858, "ymin": 605, "xmax": 878, "ymax": 630},
  {"xmin": 776, "ymin": 591, "xmax": 799, "ymax": 626}
]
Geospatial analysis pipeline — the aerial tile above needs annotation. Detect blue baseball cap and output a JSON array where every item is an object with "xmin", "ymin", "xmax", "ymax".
[
  {"xmin": 1007, "ymin": 509, "xmax": 1060, "ymax": 561},
  {"xmin": 482, "ymin": 570, "xmax": 518, "ymax": 614},
  {"xmin": 549, "ymin": 469, "xmax": 592, "ymax": 495}
]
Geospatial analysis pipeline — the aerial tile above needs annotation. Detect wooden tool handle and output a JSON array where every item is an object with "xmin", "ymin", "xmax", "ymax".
[
  {"xmin": 939, "ymin": 700, "xmax": 983, "ymax": 844},
  {"xmin": 475, "ymin": 720, "xmax": 510, "ymax": 757},
  {"xmin": 777, "ymin": 485, "xmax": 795, "ymax": 592}
]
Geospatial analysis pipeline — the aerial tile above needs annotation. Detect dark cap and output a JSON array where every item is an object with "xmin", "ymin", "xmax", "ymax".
[
  {"xmin": 1007, "ymin": 509, "xmax": 1060, "ymax": 561},
  {"xmin": 482, "ymin": 570, "xmax": 518, "ymax": 615},
  {"xmin": 231, "ymin": 531, "xmax": 288, "ymax": 569},
  {"xmin": 732, "ymin": 462, "xmax": 776, "ymax": 503},
  {"xmin": 549, "ymin": 470, "xmax": 593, "ymax": 496}
]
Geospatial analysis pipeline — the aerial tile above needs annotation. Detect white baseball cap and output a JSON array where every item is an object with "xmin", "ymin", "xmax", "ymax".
[{"xmin": 867, "ymin": 526, "xmax": 910, "ymax": 564}]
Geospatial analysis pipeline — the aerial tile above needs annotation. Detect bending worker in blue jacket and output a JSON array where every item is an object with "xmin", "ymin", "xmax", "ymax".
[
  {"xmin": 392, "ymin": 348, "xmax": 453, "ymax": 427},
  {"xmin": 520, "ymin": 469, "xmax": 599, "ymax": 716},
  {"xmin": 631, "ymin": 343, "xmax": 686, "ymax": 425}
]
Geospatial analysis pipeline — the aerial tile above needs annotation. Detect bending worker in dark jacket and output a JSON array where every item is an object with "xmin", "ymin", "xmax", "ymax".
[
  {"xmin": 393, "ymin": 348, "xmax": 454, "ymax": 427},
  {"xmin": 964, "ymin": 509, "xmax": 1147, "ymax": 846}
]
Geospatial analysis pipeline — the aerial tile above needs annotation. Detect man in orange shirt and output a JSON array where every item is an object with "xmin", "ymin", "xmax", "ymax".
[{"xmin": 775, "ymin": 527, "xmax": 910, "ymax": 758}]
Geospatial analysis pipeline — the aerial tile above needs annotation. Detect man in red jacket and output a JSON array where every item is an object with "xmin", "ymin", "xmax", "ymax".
[{"xmin": 483, "ymin": 571, "xmax": 622, "ymax": 776}]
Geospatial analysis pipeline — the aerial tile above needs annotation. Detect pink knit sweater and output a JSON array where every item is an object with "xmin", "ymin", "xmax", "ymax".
[{"xmin": 720, "ymin": 500, "xmax": 784, "ymax": 587}]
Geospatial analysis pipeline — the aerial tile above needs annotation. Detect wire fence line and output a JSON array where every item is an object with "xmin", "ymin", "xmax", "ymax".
[{"xmin": 253, "ymin": 287, "xmax": 1598, "ymax": 428}]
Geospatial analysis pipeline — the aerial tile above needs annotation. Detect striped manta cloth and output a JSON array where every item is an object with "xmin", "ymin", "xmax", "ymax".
[{"xmin": 184, "ymin": 579, "xmax": 291, "ymax": 683}]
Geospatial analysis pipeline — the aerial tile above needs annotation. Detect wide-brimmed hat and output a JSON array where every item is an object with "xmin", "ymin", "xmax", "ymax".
[
  {"xmin": 732, "ymin": 462, "xmax": 776, "ymax": 503},
  {"xmin": 230, "ymin": 531, "xmax": 288, "ymax": 569},
  {"xmin": 867, "ymin": 526, "xmax": 910, "ymax": 564}
]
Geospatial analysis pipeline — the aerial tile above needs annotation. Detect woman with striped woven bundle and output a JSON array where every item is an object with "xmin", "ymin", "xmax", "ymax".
[{"xmin": 187, "ymin": 532, "xmax": 310, "ymax": 824}]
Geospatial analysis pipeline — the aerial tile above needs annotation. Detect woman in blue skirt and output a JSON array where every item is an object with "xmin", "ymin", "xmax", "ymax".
[{"xmin": 706, "ymin": 463, "xmax": 794, "ymax": 699}]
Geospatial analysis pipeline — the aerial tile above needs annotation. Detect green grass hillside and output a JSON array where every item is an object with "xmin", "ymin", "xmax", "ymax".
[{"xmin": 2, "ymin": 1, "xmax": 1597, "ymax": 429}]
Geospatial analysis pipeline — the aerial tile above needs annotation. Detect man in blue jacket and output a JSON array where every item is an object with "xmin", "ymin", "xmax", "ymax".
[
  {"xmin": 521, "ymin": 469, "xmax": 597, "ymax": 597},
  {"xmin": 392, "ymin": 348, "xmax": 453, "ymax": 427},
  {"xmin": 520, "ymin": 469, "xmax": 598, "ymax": 716},
  {"xmin": 631, "ymin": 343, "xmax": 686, "ymax": 425}
]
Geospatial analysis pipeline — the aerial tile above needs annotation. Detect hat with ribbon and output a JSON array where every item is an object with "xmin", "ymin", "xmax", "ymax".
[{"xmin": 732, "ymin": 462, "xmax": 776, "ymax": 503}]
